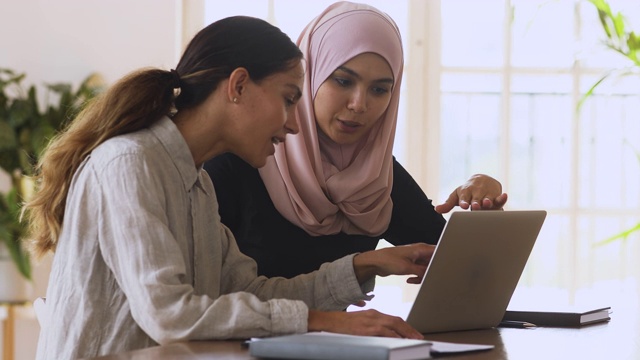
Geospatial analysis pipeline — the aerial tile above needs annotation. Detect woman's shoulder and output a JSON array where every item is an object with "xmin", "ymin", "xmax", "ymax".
[
  {"xmin": 92, "ymin": 130, "xmax": 159, "ymax": 161},
  {"xmin": 90, "ymin": 134, "xmax": 147, "ymax": 165},
  {"xmin": 391, "ymin": 156, "xmax": 414, "ymax": 183}
]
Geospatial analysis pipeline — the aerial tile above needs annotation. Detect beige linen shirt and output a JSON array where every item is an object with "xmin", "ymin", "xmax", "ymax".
[{"xmin": 36, "ymin": 117, "xmax": 373, "ymax": 360}]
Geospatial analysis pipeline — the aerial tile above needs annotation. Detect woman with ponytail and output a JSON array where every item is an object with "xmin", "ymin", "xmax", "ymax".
[{"xmin": 28, "ymin": 16, "xmax": 436, "ymax": 360}]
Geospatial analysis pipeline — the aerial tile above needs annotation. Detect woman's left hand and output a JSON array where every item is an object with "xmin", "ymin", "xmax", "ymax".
[{"xmin": 435, "ymin": 174, "xmax": 508, "ymax": 214}]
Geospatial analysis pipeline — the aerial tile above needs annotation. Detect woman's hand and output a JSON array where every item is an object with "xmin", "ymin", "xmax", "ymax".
[
  {"xmin": 352, "ymin": 243, "xmax": 435, "ymax": 285},
  {"xmin": 308, "ymin": 309, "xmax": 423, "ymax": 339},
  {"xmin": 435, "ymin": 174, "xmax": 508, "ymax": 214}
]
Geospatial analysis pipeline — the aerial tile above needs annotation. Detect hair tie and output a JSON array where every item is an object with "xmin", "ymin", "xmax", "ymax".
[{"xmin": 170, "ymin": 69, "xmax": 181, "ymax": 89}]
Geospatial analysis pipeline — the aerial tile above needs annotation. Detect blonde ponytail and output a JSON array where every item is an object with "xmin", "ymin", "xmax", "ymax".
[{"xmin": 24, "ymin": 69, "xmax": 176, "ymax": 257}]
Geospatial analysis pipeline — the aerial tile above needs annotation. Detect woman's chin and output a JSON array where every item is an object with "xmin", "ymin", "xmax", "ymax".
[
  {"xmin": 249, "ymin": 155, "xmax": 269, "ymax": 169},
  {"xmin": 327, "ymin": 130, "xmax": 364, "ymax": 146},
  {"xmin": 233, "ymin": 147, "xmax": 272, "ymax": 168}
]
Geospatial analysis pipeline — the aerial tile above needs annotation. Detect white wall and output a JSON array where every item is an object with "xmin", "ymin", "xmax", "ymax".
[
  {"xmin": 1, "ymin": 0, "xmax": 181, "ymax": 85},
  {"xmin": 0, "ymin": 0, "xmax": 183, "ymax": 358}
]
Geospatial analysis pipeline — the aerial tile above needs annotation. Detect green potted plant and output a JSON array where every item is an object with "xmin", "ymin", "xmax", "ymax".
[
  {"xmin": 582, "ymin": 0, "xmax": 640, "ymax": 245},
  {"xmin": 0, "ymin": 68, "xmax": 102, "ymax": 298}
]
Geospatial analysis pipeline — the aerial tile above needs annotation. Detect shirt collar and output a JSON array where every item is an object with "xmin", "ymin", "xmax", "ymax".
[{"xmin": 149, "ymin": 116, "xmax": 209, "ymax": 195}]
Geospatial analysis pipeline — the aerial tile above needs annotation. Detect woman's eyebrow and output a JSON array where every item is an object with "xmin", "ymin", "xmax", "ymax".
[
  {"xmin": 336, "ymin": 66, "xmax": 393, "ymax": 84},
  {"xmin": 286, "ymin": 84, "xmax": 302, "ymax": 100}
]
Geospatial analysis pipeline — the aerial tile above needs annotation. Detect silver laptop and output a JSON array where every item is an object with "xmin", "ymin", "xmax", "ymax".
[{"xmin": 405, "ymin": 210, "xmax": 547, "ymax": 334}]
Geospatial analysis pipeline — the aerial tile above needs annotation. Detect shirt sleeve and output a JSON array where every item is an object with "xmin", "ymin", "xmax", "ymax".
[
  {"xmin": 215, "ymin": 223, "xmax": 375, "ymax": 310},
  {"xmin": 383, "ymin": 157, "xmax": 446, "ymax": 245}
]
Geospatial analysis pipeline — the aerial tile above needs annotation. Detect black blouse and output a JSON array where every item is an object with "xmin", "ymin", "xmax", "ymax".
[{"xmin": 204, "ymin": 153, "xmax": 446, "ymax": 279}]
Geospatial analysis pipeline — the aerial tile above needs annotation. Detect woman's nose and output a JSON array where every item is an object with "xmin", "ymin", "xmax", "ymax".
[
  {"xmin": 347, "ymin": 89, "xmax": 367, "ymax": 113},
  {"xmin": 284, "ymin": 110, "xmax": 299, "ymax": 135}
]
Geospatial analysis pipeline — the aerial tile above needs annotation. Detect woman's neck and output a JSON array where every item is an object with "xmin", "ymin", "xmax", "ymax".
[{"xmin": 172, "ymin": 107, "xmax": 227, "ymax": 168}]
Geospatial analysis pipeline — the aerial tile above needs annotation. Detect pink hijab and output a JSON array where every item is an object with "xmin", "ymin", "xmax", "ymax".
[{"xmin": 259, "ymin": 1, "xmax": 403, "ymax": 236}]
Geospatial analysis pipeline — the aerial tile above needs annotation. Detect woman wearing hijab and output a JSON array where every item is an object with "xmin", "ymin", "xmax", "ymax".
[{"xmin": 204, "ymin": 2, "xmax": 507, "ymax": 279}]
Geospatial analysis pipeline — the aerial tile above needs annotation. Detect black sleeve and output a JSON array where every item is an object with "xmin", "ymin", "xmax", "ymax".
[{"xmin": 383, "ymin": 158, "xmax": 446, "ymax": 245}]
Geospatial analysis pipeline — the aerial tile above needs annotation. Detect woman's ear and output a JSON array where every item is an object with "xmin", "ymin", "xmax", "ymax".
[{"xmin": 227, "ymin": 67, "xmax": 250, "ymax": 103}]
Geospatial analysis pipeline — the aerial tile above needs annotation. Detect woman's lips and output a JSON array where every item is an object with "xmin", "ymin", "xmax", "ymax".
[{"xmin": 337, "ymin": 119, "xmax": 360, "ymax": 133}]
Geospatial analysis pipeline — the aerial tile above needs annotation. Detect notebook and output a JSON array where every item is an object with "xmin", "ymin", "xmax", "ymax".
[
  {"xmin": 503, "ymin": 305, "xmax": 611, "ymax": 327},
  {"xmin": 248, "ymin": 332, "xmax": 496, "ymax": 360},
  {"xmin": 405, "ymin": 210, "xmax": 547, "ymax": 334},
  {"xmin": 248, "ymin": 332, "xmax": 433, "ymax": 360}
]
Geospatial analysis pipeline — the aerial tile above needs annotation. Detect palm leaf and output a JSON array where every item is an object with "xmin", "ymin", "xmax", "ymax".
[
  {"xmin": 577, "ymin": 70, "xmax": 612, "ymax": 111},
  {"xmin": 593, "ymin": 223, "xmax": 640, "ymax": 247}
]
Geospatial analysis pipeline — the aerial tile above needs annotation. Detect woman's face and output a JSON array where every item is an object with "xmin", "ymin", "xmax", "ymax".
[
  {"xmin": 313, "ymin": 52, "xmax": 394, "ymax": 145},
  {"xmin": 237, "ymin": 61, "xmax": 304, "ymax": 168}
]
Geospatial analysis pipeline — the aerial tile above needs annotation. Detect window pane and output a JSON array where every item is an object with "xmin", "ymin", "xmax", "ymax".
[
  {"xmin": 577, "ymin": 215, "xmax": 640, "ymax": 285},
  {"xmin": 509, "ymin": 75, "xmax": 573, "ymax": 208},
  {"xmin": 441, "ymin": 72, "xmax": 502, "ymax": 93},
  {"xmin": 511, "ymin": 0, "xmax": 576, "ymax": 68},
  {"xmin": 579, "ymin": 93, "xmax": 640, "ymax": 210},
  {"xmin": 440, "ymin": 73, "xmax": 502, "ymax": 200},
  {"xmin": 441, "ymin": 0, "xmax": 505, "ymax": 67},
  {"xmin": 521, "ymin": 214, "xmax": 571, "ymax": 287}
]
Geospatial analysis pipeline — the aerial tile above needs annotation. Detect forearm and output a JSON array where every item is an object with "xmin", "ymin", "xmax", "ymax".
[
  {"xmin": 307, "ymin": 310, "xmax": 337, "ymax": 332},
  {"xmin": 352, "ymin": 251, "xmax": 381, "ymax": 284},
  {"xmin": 232, "ymin": 252, "xmax": 373, "ymax": 311}
]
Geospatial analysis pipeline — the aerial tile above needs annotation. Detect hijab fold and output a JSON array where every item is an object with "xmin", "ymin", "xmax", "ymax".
[{"xmin": 259, "ymin": 1, "xmax": 404, "ymax": 236}]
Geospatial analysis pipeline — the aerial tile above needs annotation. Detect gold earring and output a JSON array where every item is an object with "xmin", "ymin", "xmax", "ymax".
[{"xmin": 233, "ymin": 97, "xmax": 238, "ymax": 103}]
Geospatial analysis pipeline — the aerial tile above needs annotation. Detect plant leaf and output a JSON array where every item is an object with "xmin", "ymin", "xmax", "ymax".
[
  {"xmin": 577, "ymin": 70, "xmax": 613, "ymax": 110},
  {"xmin": 0, "ymin": 149, "xmax": 21, "ymax": 175},
  {"xmin": 0, "ymin": 191, "xmax": 31, "ymax": 280},
  {"xmin": 1, "ymin": 227, "xmax": 31, "ymax": 280},
  {"xmin": 0, "ymin": 68, "xmax": 102, "ymax": 280},
  {"xmin": 593, "ymin": 223, "xmax": 640, "ymax": 247},
  {"xmin": 0, "ymin": 121, "xmax": 17, "ymax": 150}
]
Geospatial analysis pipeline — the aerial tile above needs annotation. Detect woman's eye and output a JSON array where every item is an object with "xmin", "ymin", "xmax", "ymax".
[
  {"xmin": 285, "ymin": 97, "xmax": 296, "ymax": 107},
  {"xmin": 372, "ymin": 86, "xmax": 390, "ymax": 95},
  {"xmin": 334, "ymin": 77, "xmax": 351, "ymax": 87}
]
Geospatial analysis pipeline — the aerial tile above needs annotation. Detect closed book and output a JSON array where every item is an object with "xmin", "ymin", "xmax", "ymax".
[
  {"xmin": 503, "ymin": 305, "xmax": 611, "ymax": 327},
  {"xmin": 249, "ymin": 332, "xmax": 432, "ymax": 360}
]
